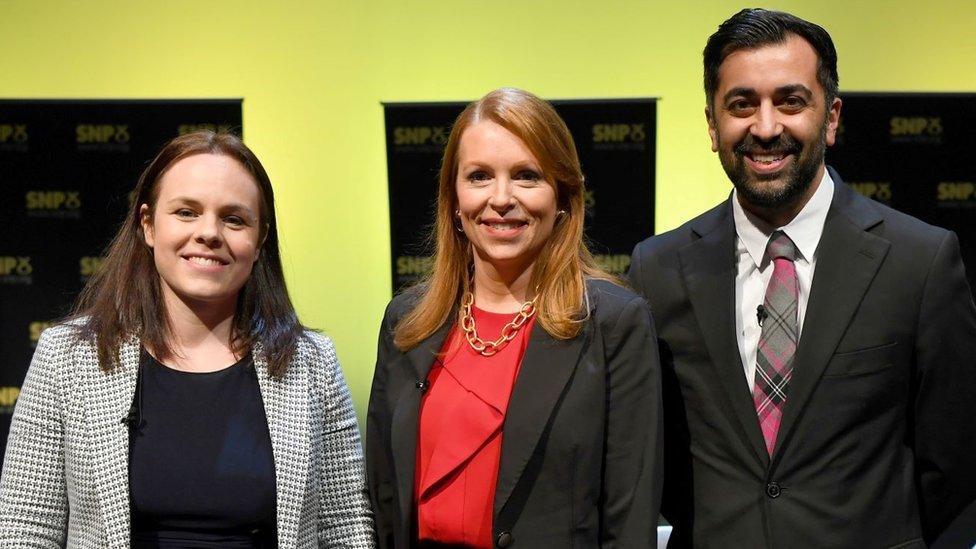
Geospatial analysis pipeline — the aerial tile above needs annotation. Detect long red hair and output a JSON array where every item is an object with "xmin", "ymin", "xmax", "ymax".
[{"xmin": 394, "ymin": 88, "xmax": 616, "ymax": 350}]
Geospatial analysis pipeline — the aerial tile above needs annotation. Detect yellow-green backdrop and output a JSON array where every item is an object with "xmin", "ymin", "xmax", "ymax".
[{"xmin": 3, "ymin": 1, "xmax": 974, "ymax": 419}]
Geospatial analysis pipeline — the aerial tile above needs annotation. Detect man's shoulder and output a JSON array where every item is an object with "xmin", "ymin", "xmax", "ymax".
[
  {"xmin": 835, "ymin": 181, "xmax": 950, "ymax": 246},
  {"xmin": 632, "ymin": 199, "xmax": 729, "ymax": 258}
]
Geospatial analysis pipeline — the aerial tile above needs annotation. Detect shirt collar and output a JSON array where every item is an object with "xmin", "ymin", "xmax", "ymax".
[{"xmin": 732, "ymin": 168, "xmax": 834, "ymax": 268}]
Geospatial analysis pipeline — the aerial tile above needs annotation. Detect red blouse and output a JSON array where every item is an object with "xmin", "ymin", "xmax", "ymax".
[{"xmin": 415, "ymin": 306, "xmax": 536, "ymax": 548}]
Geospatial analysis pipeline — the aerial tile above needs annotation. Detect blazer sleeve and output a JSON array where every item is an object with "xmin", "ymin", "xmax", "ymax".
[
  {"xmin": 366, "ymin": 303, "xmax": 399, "ymax": 549},
  {"xmin": 600, "ymin": 295, "xmax": 665, "ymax": 548},
  {"xmin": 310, "ymin": 335, "xmax": 376, "ymax": 548},
  {"xmin": 913, "ymin": 230, "xmax": 976, "ymax": 543},
  {"xmin": 0, "ymin": 329, "xmax": 69, "ymax": 549}
]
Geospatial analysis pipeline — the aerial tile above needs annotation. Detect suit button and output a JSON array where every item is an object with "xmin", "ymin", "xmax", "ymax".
[
  {"xmin": 415, "ymin": 379, "xmax": 428, "ymax": 392},
  {"xmin": 496, "ymin": 531, "xmax": 514, "ymax": 547},
  {"xmin": 765, "ymin": 482, "xmax": 781, "ymax": 498}
]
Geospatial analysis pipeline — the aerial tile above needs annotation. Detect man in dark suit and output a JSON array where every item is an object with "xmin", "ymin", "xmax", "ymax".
[{"xmin": 629, "ymin": 9, "xmax": 976, "ymax": 548}]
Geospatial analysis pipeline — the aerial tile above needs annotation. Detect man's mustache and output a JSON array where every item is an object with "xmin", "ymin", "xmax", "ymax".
[{"xmin": 734, "ymin": 135, "xmax": 802, "ymax": 157}]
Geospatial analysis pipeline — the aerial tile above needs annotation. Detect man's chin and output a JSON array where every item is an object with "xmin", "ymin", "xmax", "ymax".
[{"xmin": 735, "ymin": 177, "xmax": 799, "ymax": 209}]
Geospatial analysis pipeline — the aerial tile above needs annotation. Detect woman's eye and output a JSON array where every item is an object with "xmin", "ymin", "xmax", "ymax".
[
  {"xmin": 468, "ymin": 171, "xmax": 491, "ymax": 182},
  {"xmin": 175, "ymin": 208, "xmax": 196, "ymax": 218},
  {"xmin": 515, "ymin": 170, "xmax": 541, "ymax": 182},
  {"xmin": 225, "ymin": 216, "xmax": 245, "ymax": 226}
]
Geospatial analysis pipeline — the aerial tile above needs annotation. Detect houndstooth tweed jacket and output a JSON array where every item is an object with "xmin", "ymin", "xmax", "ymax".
[{"xmin": 0, "ymin": 322, "xmax": 375, "ymax": 548}]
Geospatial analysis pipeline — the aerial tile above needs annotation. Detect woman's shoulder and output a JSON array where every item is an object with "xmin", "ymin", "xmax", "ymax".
[
  {"xmin": 385, "ymin": 284, "xmax": 426, "ymax": 321},
  {"xmin": 585, "ymin": 277, "xmax": 645, "ymax": 311},
  {"xmin": 34, "ymin": 317, "xmax": 91, "ymax": 353},
  {"xmin": 294, "ymin": 329, "xmax": 337, "ymax": 366}
]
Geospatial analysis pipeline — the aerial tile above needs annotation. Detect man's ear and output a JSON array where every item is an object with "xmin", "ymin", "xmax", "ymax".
[
  {"xmin": 139, "ymin": 204, "xmax": 155, "ymax": 247},
  {"xmin": 825, "ymin": 97, "xmax": 843, "ymax": 147},
  {"xmin": 706, "ymin": 106, "xmax": 719, "ymax": 152}
]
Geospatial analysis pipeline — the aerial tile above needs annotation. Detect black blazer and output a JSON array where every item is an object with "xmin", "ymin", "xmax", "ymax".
[
  {"xmin": 366, "ymin": 279, "xmax": 663, "ymax": 548},
  {"xmin": 628, "ymin": 169, "xmax": 976, "ymax": 548}
]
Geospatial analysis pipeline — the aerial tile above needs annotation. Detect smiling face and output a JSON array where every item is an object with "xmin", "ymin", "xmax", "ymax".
[
  {"xmin": 707, "ymin": 34, "xmax": 842, "ymax": 213},
  {"xmin": 455, "ymin": 120, "xmax": 558, "ymax": 279},
  {"xmin": 141, "ymin": 153, "xmax": 264, "ymax": 312}
]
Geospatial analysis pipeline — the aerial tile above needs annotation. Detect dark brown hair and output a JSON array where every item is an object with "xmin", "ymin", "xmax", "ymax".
[
  {"xmin": 704, "ymin": 8, "xmax": 839, "ymax": 110},
  {"xmin": 72, "ymin": 130, "xmax": 304, "ymax": 378},
  {"xmin": 393, "ymin": 87, "xmax": 616, "ymax": 351}
]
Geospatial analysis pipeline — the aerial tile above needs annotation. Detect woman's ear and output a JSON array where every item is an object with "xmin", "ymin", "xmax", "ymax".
[
  {"xmin": 140, "ymin": 204, "xmax": 154, "ymax": 247},
  {"xmin": 255, "ymin": 223, "xmax": 270, "ymax": 261}
]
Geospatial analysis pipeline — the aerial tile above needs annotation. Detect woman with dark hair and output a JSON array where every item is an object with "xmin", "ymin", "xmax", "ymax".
[
  {"xmin": 366, "ymin": 88, "xmax": 663, "ymax": 548},
  {"xmin": 0, "ymin": 131, "xmax": 374, "ymax": 548}
]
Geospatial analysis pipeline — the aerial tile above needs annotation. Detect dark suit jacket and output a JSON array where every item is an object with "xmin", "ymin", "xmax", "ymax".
[
  {"xmin": 366, "ymin": 279, "xmax": 663, "ymax": 548},
  {"xmin": 628, "ymin": 169, "xmax": 976, "ymax": 548}
]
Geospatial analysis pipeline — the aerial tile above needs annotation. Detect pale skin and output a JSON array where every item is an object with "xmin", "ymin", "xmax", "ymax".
[
  {"xmin": 140, "ymin": 153, "xmax": 266, "ymax": 372},
  {"xmin": 454, "ymin": 121, "xmax": 558, "ymax": 313},
  {"xmin": 706, "ymin": 34, "xmax": 842, "ymax": 227}
]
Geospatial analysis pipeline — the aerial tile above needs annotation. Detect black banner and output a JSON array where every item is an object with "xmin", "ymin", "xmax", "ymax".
[
  {"xmin": 0, "ymin": 100, "xmax": 242, "ymax": 458},
  {"xmin": 827, "ymin": 93, "xmax": 976, "ymax": 294},
  {"xmin": 384, "ymin": 99, "xmax": 656, "ymax": 292}
]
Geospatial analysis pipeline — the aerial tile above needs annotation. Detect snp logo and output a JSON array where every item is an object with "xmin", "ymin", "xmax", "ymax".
[
  {"xmin": 0, "ymin": 256, "xmax": 32, "ymax": 284},
  {"xmin": 0, "ymin": 124, "xmax": 28, "ymax": 142},
  {"xmin": 937, "ymin": 182, "xmax": 976, "ymax": 208},
  {"xmin": 80, "ymin": 256, "xmax": 104, "ymax": 278},
  {"xmin": 592, "ymin": 123, "xmax": 646, "ymax": 150},
  {"xmin": 77, "ymin": 124, "xmax": 131, "ymax": 151},
  {"xmin": 25, "ymin": 190, "xmax": 82, "ymax": 218},
  {"xmin": 0, "ymin": 124, "xmax": 28, "ymax": 151},
  {"xmin": 393, "ymin": 126, "xmax": 449, "ymax": 151},
  {"xmin": 178, "ymin": 123, "xmax": 234, "ymax": 135},
  {"xmin": 849, "ymin": 182, "xmax": 892, "ymax": 202},
  {"xmin": 29, "ymin": 321, "xmax": 53, "ymax": 346},
  {"xmin": 396, "ymin": 255, "xmax": 433, "ymax": 276},
  {"xmin": 890, "ymin": 117, "xmax": 942, "ymax": 144},
  {"xmin": 583, "ymin": 189, "xmax": 596, "ymax": 215},
  {"xmin": 0, "ymin": 386, "xmax": 20, "ymax": 413}
]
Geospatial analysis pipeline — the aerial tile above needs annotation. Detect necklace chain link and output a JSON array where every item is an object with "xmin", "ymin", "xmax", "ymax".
[{"xmin": 459, "ymin": 292, "xmax": 538, "ymax": 357}]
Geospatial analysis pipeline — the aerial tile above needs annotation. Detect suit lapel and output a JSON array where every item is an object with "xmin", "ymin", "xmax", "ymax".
[
  {"xmin": 493, "ymin": 319, "xmax": 587, "ymax": 518},
  {"xmin": 391, "ymin": 320, "xmax": 452, "ymax": 538},
  {"xmin": 254, "ymin": 346, "xmax": 310, "ymax": 549},
  {"xmin": 85, "ymin": 337, "xmax": 139, "ymax": 549},
  {"xmin": 771, "ymin": 178, "xmax": 888, "ymax": 467},
  {"xmin": 679, "ymin": 202, "xmax": 770, "ymax": 468}
]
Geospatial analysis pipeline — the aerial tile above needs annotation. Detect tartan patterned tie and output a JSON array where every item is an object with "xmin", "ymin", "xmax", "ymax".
[{"xmin": 754, "ymin": 230, "xmax": 799, "ymax": 456}]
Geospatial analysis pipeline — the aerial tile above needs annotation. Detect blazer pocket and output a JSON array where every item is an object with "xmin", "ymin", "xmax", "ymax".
[{"xmin": 822, "ymin": 342, "xmax": 897, "ymax": 378}]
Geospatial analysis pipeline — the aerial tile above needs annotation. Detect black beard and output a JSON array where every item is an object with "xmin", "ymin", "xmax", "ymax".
[{"xmin": 719, "ymin": 126, "xmax": 827, "ymax": 210}]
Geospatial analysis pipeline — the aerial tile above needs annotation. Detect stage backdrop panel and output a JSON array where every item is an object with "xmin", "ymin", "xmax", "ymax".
[
  {"xmin": 384, "ymin": 98, "xmax": 656, "ymax": 293},
  {"xmin": 0, "ymin": 99, "xmax": 242, "ymax": 460},
  {"xmin": 827, "ymin": 93, "xmax": 976, "ymax": 294}
]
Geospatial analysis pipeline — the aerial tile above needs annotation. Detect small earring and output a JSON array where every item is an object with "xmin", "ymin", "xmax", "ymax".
[
  {"xmin": 557, "ymin": 210, "xmax": 567, "ymax": 217},
  {"xmin": 454, "ymin": 210, "xmax": 464, "ymax": 232}
]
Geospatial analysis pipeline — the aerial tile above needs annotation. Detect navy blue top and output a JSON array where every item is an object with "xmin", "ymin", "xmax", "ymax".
[{"xmin": 128, "ymin": 351, "xmax": 278, "ymax": 548}]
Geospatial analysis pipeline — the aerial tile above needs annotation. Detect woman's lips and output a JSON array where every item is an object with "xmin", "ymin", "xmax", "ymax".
[
  {"xmin": 480, "ymin": 220, "xmax": 528, "ymax": 238},
  {"xmin": 181, "ymin": 255, "xmax": 229, "ymax": 272}
]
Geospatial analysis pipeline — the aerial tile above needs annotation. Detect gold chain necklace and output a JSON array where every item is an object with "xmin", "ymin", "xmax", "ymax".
[{"xmin": 459, "ymin": 291, "xmax": 538, "ymax": 357}]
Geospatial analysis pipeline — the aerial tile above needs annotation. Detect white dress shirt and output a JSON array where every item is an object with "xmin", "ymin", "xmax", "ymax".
[{"xmin": 732, "ymin": 170, "xmax": 834, "ymax": 391}]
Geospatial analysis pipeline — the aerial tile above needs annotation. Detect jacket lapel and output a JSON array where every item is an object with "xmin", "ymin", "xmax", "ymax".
[
  {"xmin": 771, "ymin": 176, "xmax": 888, "ymax": 467},
  {"xmin": 254, "ymin": 346, "xmax": 310, "ymax": 549},
  {"xmin": 85, "ymin": 337, "xmax": 139, "ymax": 549},
  {"xmin": 493, "ymin": 318, "xmax": 588, "ymax": 519},
  {"xmin": 678, "ymin": 202, "xmax": 770, "ymax": 468},
  {"xmin": 391, "ymin": 320, "xmax": 452, "ymax": 538}
]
